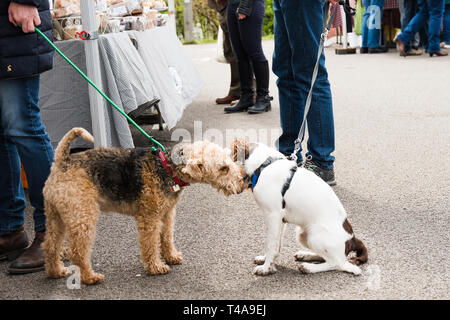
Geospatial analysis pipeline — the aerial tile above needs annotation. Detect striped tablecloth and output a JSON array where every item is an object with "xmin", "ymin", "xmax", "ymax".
[{"xmin": 384, "ymin": 0, "xmax": 399, "ymax": 10}]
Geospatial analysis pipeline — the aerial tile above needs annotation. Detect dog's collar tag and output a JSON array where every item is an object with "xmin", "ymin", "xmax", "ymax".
[{"xmin": 158, "ymin": 149, "xmax": 190, "ymax": 191}]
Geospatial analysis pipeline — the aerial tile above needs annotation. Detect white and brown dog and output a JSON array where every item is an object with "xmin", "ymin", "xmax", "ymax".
[{"xmin": 231, "ymin": 139, "xmax": 368, "ymax": 276}]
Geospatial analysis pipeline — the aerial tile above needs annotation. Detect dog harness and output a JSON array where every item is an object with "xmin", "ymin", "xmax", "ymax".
[
  {"xmin": 251, "ymin": 156, "xmax": 298, "ymax": 209},
  {"xmin": 157, "ymin": 149, "xmax": 190, "ymax": 192},
  {"xmin": 251, "ymin": 156, "xmax": 282, "ymax": 189}
]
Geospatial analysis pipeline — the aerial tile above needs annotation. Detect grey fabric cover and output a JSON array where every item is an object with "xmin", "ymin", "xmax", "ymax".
[
  {"xmin": 40, "ymin": 28, "xmax": 203, "ymax": 149},
  {"xmin": 130, "ymin": 27, "xmax": 204, "ymax": 129},
  {"xmin": 97, "ymin": 32, "xmax": 158, "ymax": 148}
]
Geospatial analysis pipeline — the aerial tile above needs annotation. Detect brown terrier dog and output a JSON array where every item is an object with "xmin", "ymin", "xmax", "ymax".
[{"xmin": 42, "ymin": 128, "xmax": 245, "ymax": 285}]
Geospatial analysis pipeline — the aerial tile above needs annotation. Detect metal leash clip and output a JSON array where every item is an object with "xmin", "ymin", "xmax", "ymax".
[
  {"xmin": 74, "ymin": 30, "xmax": 99, "ymax": 40},
  {"xmin": 321, "ymin": 29, "xmax": 329, "ymax": 42},
  {"xmin": 287, "ymin": 138, "xmax": 302, "ymax": 162}
]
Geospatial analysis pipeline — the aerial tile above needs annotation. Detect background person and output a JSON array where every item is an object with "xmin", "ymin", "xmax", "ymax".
[
  {"xmin": 398, "ymin": 0, "xmax": 424, "ymax": 55},
  {"xmin": 0, "ymin": 0, "xmax": 54, "ymax": 274},
  {"xmin": 207, "ymin": 0, "xmax": 241, "ymax": 105},
  {"xmin": 396, "ymin": 0, "xmax": 447, "ymax": 57},
  {"xmin": 224, "ymin": 0, "xmax": 272, "ymax": 114},
  {"xmin": 442, "ymin": 0, "xmax": 450, "ymax": 48},
  {"xmin": 360, "ymin": 0, "xmax": 389, "ymax": 53}
]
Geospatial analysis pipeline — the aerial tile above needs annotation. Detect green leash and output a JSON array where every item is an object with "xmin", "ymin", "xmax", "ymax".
[{"xmin": 33, "ymin": 27, "xmax": 165, "ymax": 153}]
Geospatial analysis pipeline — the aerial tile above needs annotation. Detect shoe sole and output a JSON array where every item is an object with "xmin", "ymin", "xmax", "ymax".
[
  {"xmin": 0, "ymin": 248, "xmax": 27, "ymax": 262},
  {"xmin": 8, "ymin": 265, "xmax": 45, "ymax": 275},
  {"xmin": 248, "ymin": 106, "xmax": 272, "ymax": 114},
  {"xmin": 327, "ymin": 180, "xmax": 337, "ymax": 186},
  {"xmin": 224, "ymin": 108, "xmax": 248, "ymax": 114},
  {"xmin": 216, "ymin": 99, "xmax": 239, "ymax": 105}
]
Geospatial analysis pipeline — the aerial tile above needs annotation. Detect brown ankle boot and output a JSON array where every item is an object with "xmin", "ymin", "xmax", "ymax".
[
  {"xmin": 8, "ymin": 231, "xmax": 45, "ymax": 274},
  {"xmin": 215, "ymin": 94, "xmax": 240, "ymax": 105},
  {"xmin": 0, "ymin": 226, "xmax": 29, "ymax": 261}
]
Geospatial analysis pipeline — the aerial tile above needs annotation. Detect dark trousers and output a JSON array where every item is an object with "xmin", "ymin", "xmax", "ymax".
[
  {"xmin": 226, "ymin": 0, "xmax": 267, "ymax": 63},
  {"xmin": 218, "ymin": 8, "xmax": 240, "ymax": 96}
]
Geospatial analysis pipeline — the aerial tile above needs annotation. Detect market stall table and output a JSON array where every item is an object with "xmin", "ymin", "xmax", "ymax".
[{"xmin": 40, "ymin": 26, "xmax": 203, "ymax": 149}]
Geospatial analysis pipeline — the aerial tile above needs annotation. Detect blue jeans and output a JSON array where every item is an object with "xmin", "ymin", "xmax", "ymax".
[
  {"xmin": 443, "ymin": 4, "xmax": 450, "ymax": 44},
  {"xmin": 273, "ymin": 0, "xmax": 335, "ymax": 169},
  {"xmin": 399, "ymin": 0, "xmax": 421, "ymax": 48},
  {"xmin": 398, "ymin": 0, "xmax": 445, "ymax": 53},
  {"xmin": 362, "ymin": 0, "xmax": 385, "ymax": 48},
  {"xmin": 0, "ymin": 76, "xmax": 54, "ymax": 235}
]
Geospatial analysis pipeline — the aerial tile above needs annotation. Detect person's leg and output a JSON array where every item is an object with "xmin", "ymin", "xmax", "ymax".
[
  {"xmin": 443, "ymin": 4, "xmax": 450, "ymax": 44},
  {"xmin": 0, "ymin": 123, "xmax": 26, "ymax": 236},
  {"xmin": 236, "ymin": 0, "xmax": 271, "ymax": 113},
  {"xmin": 275, "ymin": 0, "xmax": 335, "ymax": 170},
  {"xmin": 398, "ymin": 0, "xmax": 428, "ymax": 47},
  {"xmin": 398, "ymin": 0, "xmax": 405, "ymax": 28},
  {"xmin": 367, "ymin": 0, "xmax": 384, "ymax": 48},
  {"xmin": 361, "ymin": 0, "xmax": 371, "ymax": 48},
  {"xmin": 0, "ymin": 76, "xmax": 54, "ymax": 234},
  {"xmin": 219, "ymin": 9, "xmax": 240, "ymax": 99},
  {"xmin": 409, "ymin": 0, "xmax": 421, "ymax": 49},
  {"xmin": 402, "ymin": 0, "xmax": 413, "ymax": 29},
  {"xmin": 0, "ymin": 80, "xmax": 31, "ymax": 261},
  {"xmin": 0, "ymin": 76, "xmax": 53, "ymax": 273},
  {"xmin": 400, "ymin": 0, "xmax": 417, "ymax": 49},
  {"xmin": 236, "ymin": 0, "xmax": 267, "ymax": 64},
  {"xmin": 225, "ymin": 3, "xmax": 254, "ymax": 113},
  {"xmin": 273, "ymin": 0, "xmax": 304, "ymax": 160},
  {"xmin": 426, "ymin": 0, "xmax": 445, "ymax": 53}
]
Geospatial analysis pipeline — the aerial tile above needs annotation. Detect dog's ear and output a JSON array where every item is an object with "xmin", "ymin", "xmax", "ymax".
[
  {"xmin": 230, "ymin": 138, "xmax": 250, "ymax": 163},
  {"xmin": 218, "ymin": 164, "xmax": 229, "ymax": 175}
]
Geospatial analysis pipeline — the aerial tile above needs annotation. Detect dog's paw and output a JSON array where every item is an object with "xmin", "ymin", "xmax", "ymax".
[
  {"xmin": 146, "ymin": 263, "xmax": 171, "ymax": 275},
  {"xmin": 351, "ymin": 267, "xmax": 362, "ymax": 276},
  {"xmin": 253, "ymin": 255, "xmax": 266, "ymax": 265},
  {"xmin": 165, "ymin": 252, "xmax": 183, "ymax": 265},
  {"xmin": 47, "ymin": 266, "xmax": 69, "ymax": 278},
  {"xmin": 253, "ymin": 264, "xmax": 277, "ymax": 276},
  {"xmin": 298, "ymin": 263, "xmax": 310, "ymax": 274},
  {"xmin": 294, "ymin": 252, "xmax": 308, "ymax": 262},
  {"xmin": 349, "ymin": 257, "xmax": 362, "ymax": 266},
  {"xmin": 342, "ymin": 263, "xmax": 362, "ymax": 276},
  {"xmin": 294, "ymin": 250, "xmax": 325, "ymax": 263},
  {"xmin": 82, "ymin": 272, "xmax": 104, "ymax": 285}
]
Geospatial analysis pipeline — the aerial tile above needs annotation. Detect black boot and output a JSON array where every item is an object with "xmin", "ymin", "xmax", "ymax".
[
  {"xmin": 248, "ymin": 60, "xmax": 272, "ymax": 114},
  {"xmin": 224, "ymin": 60, "xmax": 254, "ymax": 113}
]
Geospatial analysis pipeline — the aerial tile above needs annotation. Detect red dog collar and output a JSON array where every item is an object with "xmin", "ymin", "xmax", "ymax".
[{"xmin": 158, "ymin": 149, "xmax": 189, "ymax": 192}]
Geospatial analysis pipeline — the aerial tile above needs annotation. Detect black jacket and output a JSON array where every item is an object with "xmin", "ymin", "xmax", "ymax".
[{"xmin": 0, "ymin": 0, "xmax": 54, "ymax": 80}]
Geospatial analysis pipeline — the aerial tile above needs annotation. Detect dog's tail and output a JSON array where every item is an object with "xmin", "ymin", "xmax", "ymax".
[
  {"xmin": 54, "ymin": 127, "xmax": 94, "ymax": 165},
  {"xmin": 343, "ymin": 219, "xmax": 368, "ymax": 265}
]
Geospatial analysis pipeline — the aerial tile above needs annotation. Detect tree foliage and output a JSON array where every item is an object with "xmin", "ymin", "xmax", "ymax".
[{"xmin": 175, "ymin": 0, "xmax": 274, "ymax": 41}]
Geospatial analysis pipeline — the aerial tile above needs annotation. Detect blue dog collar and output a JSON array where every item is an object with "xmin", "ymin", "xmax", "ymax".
[{"xmin": 251, "ymin": 173, "xmax": 259, "ymax": 190}]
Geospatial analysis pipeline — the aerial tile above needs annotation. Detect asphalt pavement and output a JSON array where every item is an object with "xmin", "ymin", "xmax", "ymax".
[{"xmin": 1, "ymin": 41, "xmax": 449, "ymax": 300}]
